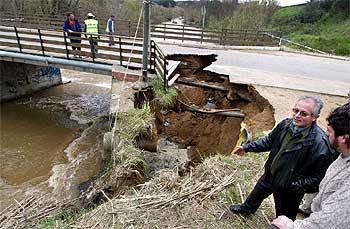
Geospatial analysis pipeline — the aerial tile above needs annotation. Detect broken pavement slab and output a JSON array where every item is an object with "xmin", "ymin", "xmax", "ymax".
[{"xmin": 159, "ymin": 43, "xmax": 350, "ymax": 97}]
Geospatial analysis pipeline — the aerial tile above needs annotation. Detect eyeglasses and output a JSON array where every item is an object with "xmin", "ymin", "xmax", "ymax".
[{"xmin": 292, "ymin": 108, "xmax": 312, "ymax": 117}]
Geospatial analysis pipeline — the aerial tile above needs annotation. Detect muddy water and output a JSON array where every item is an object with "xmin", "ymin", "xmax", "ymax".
[{"xmin": 0, "ymin": 70, "xmax": 111, "ymax": 211}]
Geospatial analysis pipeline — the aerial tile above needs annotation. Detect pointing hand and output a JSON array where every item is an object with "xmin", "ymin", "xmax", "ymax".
[{"xmin": 232, "ymin": 146, "xmax": 246, "ymax": 156}]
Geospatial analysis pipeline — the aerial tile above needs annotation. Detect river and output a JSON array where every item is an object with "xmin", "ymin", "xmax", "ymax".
[{"xmin": 0, "ymin": 69, "xmax": 111, "ymax": 211}]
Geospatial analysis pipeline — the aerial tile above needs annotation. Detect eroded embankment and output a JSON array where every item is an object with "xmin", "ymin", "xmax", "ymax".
[{"xmin": 149, "ymin": 54, "xmax": 275, "ymax": 161}]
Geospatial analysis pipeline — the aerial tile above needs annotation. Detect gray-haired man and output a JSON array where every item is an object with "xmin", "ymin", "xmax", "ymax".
[{"xmin": 230, "ymin": 95, "xmax": 334, "ymax": 220}]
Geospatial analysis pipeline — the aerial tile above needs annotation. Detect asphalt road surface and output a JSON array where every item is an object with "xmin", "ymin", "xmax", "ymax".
[{"xmin": 159, "ymin": 44, "xmax": 350, "ymax": 96}]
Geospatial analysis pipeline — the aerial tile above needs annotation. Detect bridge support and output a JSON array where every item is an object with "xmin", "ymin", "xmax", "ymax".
[{"xmin": 0, "ymin": 61, "xmax": 62, "ymax": 102}]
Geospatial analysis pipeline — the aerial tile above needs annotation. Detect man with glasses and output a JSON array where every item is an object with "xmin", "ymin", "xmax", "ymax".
[
  {"xmin": 230, "ymin": 95, "xmax": 334, "ymax": 220},
  {"xmin": 271, "ymin": 103, "xmax": 349, "ymax": 229}
]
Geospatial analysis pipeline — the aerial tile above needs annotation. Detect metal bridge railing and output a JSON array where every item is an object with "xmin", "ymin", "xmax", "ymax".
[{"xmin": 0, "ymin": 25, "xmax": 144, "ymax": 68}]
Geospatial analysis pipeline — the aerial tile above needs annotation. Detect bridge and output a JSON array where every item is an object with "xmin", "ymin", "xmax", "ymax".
[{"xmin": 1, "ymin": 14, "xmax": 349, "ymax": 101}]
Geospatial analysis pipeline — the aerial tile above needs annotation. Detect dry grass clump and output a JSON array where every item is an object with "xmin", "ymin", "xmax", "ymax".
[
  {"xmin": 80, "ymin": 106, "xmax": 154, "ymax": 205},
  {"xmin": 0, "ymin": 192, "xmax": 76, "ymax": 228},
  {"xmin": 74, "ymin": 153, "xmax": 275, "ymax": 228}
]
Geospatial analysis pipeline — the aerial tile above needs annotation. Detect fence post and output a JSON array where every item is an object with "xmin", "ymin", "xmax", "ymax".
[
  {"xmin": 89, "ymin": 35, "xmax": 95, "ymax": 62},
  {"xmin": 182, "ymin": 25, "xmax": 184, "ymax": 43},
  {"xmin": 163, "ymin": 24, "xmax": 166, "ymax": 41},
  {"xmin": 201, "ymin": 29, "xmax": 204, "ymax": 44},
  {"xmin": 222, "ymin": 29, "xmax": 226, "ymax": 46},
  {"xmin": 14, "ymin": 26, "xmax": 22, "ymax": 52},
  {"xmin": 163, "ymin": 58, "xmax": 167, "ymax": 91},
  {"xmin": 153, "ymin": 42, "xmax": 156, "ymax": 72},
  {"xmin": 219, "ymin": 27, "xmax": 224, "ymax": 46},
  {"xmin": 38, "ymin": 29, "xmax": 45, "ymax": 55},
  {"xmin": 63, "ymin": 31, "xmax": 69, "ymax": 59},
  {"xmin": 149, "ymin": 40, "xmax": 153, "ymax": 71},
  {"xmin": 279, "ymin": 31, "xmax": 283, "ymax": 48},
  {"xmin": 119, "ymin": 37, "xmax": 122, "ymax": 66}
]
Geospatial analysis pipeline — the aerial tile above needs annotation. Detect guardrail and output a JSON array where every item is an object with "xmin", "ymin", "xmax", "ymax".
[
  {"xmin": 0, "ymin": 14, "xmax": 142, "ymax": 37},
  {"xmin": 0, "ymin": 25, "xmax": 174, "ymax": 89},
  {"xmin": 1, "ymin": 15, "xmax": 282, "ymax": 47},
  {"xmin": 151, "ymin": 40, "xmax": 169, "ymax": 90},
  {"xmin": 152, "ymin": 24, "xmax": 281, "ymax": 47},
  {"xmin": 0, "ymin": 25, "xmax": 144, "ymax": 67}
]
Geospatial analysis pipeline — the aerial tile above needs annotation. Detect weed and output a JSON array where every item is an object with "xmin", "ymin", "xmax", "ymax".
[
  {"xmin": 36, "ymin": 206, "xmax": 95, "ymax": 228},
  {"xmin": 219, "ymin": 186, "xmax": 239, "ymax": 204},
  {"xmin": 152, "ymin": 78, "xmax": 178, "ymax": 109}
]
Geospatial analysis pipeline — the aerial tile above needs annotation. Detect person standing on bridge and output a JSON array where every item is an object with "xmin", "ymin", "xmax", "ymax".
[
  {"xmin": 63, "ymin": 13, "xmax": 82, "ymax": 57},
  {"xmin": 230, "ymin": 95, "xmax": 335, "ymax": 220},
  {"xmin": 84, "ymin": 13, "xmax": 100, "ymax": 55},
  {"xmin": 106, "ymin": 15, "xmax": 115, "ymax": 46}
]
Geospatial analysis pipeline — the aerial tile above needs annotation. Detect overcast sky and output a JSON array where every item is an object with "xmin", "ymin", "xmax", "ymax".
[{"xmin": 270, "ymin": 0, "xmax": 308, "ymax": 6}]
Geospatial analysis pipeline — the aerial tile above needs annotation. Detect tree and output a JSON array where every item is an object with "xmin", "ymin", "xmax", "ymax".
[{"xmin": 153, "ymin": 0, "xmax": 176, "ymax": 8}]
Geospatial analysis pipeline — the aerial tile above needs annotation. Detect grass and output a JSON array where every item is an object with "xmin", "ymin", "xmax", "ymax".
[
  {"xmin": 272, "ymin": 5, "xmax": 305, "ymax": 24},
  {"xmin": 271, "ymin": 4, "xmax": 350, "ymax": 56},
  {"xmin": 36, "ymin": 204, "xmax": 97, "ymax": 228},
  {"xmin": 72, "ymin": 153, "xmax": 275, "ymax": 228},
  {"xmin": 116, "ymin": 104, "xmax": 154, "ymax": 141},
  {"xmin": 152, "ymin": 78, "xmax": 178, "ymax": 109},
  {"xmin": 112, "ymin": 104, "xmax": 153, "ymax": 172}
]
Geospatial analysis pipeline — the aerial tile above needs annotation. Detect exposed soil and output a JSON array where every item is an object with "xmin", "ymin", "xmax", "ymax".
[{"xmin": 145, "ymin": 54, "xmax": 276, "ymax": 162}]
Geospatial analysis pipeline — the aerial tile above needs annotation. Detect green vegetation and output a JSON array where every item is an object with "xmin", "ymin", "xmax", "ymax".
[
  {"xmin": 117, "ymin": 104, "xmax": 153, "ymax": 141},
  {"xmin": 152, "ymin": 78, "xmax": 178, "ymax": 109},
  {"xmin": 206, "ymin": 1, "xmax": 278, "ymax": 31},
  {"xmin": 271, "ymin": 0, "xmax": 350, "ymax": 55},
  {"xmin": 113, "ymin": 105, "xmax": 152, "ymax": 173},
  {"xmin": 204, "ymin": 0, "xmax": 349, "ymax": 56},
  {"xmin": 37, "ymin": 204, "xmax": 96, "ymax": 228}
]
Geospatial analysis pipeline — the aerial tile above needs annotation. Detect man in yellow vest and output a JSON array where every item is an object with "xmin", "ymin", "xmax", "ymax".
[{"xmin": 84, "ymin": 13, "xmax": 100, "ymax": 54}]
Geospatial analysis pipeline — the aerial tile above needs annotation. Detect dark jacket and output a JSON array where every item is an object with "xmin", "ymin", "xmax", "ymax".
[
  {"xmin": 243, "ymin": 118, "xmax": 335, "ymax": 193},
  {"xmin": 63, "ymin": 18, "xmax": 82, "ymax": 41}
]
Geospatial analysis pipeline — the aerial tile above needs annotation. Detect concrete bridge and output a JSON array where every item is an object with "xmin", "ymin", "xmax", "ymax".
[
  {"xmin": 1, "ymin": 18, "xmax": 349, "ymax": 103},
  {"xmin": 0, "ymin": 19, "xmax": 280, "ymax": 101}
]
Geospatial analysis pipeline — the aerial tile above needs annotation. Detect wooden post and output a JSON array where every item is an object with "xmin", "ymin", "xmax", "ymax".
[
  {"xmin": 88, "ymin": 35, "xmax": 96, "ymax": 62},
  {"xmin": 182, "ymin": 25, "xmax": 184, "ymax": 43},
  {"xmin": 219, "ymin": 27, "xmax": 224, "ymax": 46},
  {"xmin": 38, "ymin": 29, "xmax": 45, "ymax": 55},
  {"xmin": 153, "ymin": 42, "xmax": 156, "ymax": 72},
  {"xmin": 63, "ymin": 31, "xmax": 69, "ymax": 59},
  {"xmin": 163, "ymin": 58, "xmax": 167, "ymax": 90},
  {"xmin": 14, "ymin": 26, "xmax": 22, "ymax": 52},
  {"xmin": 201, "ymin": 29, "xmax": 204, "ymax": 44},
  {"xmin": 149, "ymin": 40, "xmax": 153, "ymax": 71},
  {"xmin": 119, "ymin": 37, "xmax": 122, "ymax": 66},
  {"xmin": 163, "ymin": 24, "xmax": 166, "ymax": 41},
  {"xmin": 222, "ymin": 29, "xmax": 226, "ymax": 46}
]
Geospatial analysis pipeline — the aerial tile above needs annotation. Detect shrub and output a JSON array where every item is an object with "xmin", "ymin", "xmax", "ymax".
[
  {"xmin": 330, "ymin": 0, "xmax": 350, "ymax": 16},
  {"xmin": 296, "ymin": 1, "xmax": 325, "ymax": 23}
]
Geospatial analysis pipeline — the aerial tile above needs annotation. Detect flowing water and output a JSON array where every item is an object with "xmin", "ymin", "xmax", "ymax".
[{"xmin": 0, "ymin": 70, "xmax": 111, "ymax": 211}]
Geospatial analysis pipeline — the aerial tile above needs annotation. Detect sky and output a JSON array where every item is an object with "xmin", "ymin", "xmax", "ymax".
[{"xmin": 269, "ymin": 0, "xmax": 308, "ymax": 6}]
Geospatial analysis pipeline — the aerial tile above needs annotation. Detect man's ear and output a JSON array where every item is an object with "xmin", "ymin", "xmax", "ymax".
[
  {"xmin": 340, "ymin": 134, "xmax": 349, "ymax": 144},
  {"xmin": 312, "ymin": 114, "xmax": 319, "ymax": 121}
]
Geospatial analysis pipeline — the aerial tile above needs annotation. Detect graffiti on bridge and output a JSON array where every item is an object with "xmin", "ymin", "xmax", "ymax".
[{"xmin": 38, "ymin": 67, "xmax": 60, "ymax": 78}]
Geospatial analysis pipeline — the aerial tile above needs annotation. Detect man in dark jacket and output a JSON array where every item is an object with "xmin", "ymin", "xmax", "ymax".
[
  {"xmin": 230, "ymin": 95, "xmax": 334, "ymax": 220},
  {"xmin": 63, "ymin": 13, "xmax": 82, "ymax": 55}
]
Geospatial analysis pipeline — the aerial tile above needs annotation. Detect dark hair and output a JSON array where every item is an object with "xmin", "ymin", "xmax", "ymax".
[
  {"xmin": 327, "ymin": 103, "xmax": 349, "ymax": 144},
  {"xmin": 67, "ymin": 13, "xmax": 73, "ymax": 17}
]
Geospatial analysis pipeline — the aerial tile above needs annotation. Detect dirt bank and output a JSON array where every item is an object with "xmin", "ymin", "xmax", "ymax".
[{"xmin": 148, "ymin": 54, "xmax": 275, "ymax": 161}]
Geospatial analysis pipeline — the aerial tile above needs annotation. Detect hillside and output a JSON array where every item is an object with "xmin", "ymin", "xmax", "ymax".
[{"xmin": 271, "ymin": 1, "xmax": 350, "ymax": 55}]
